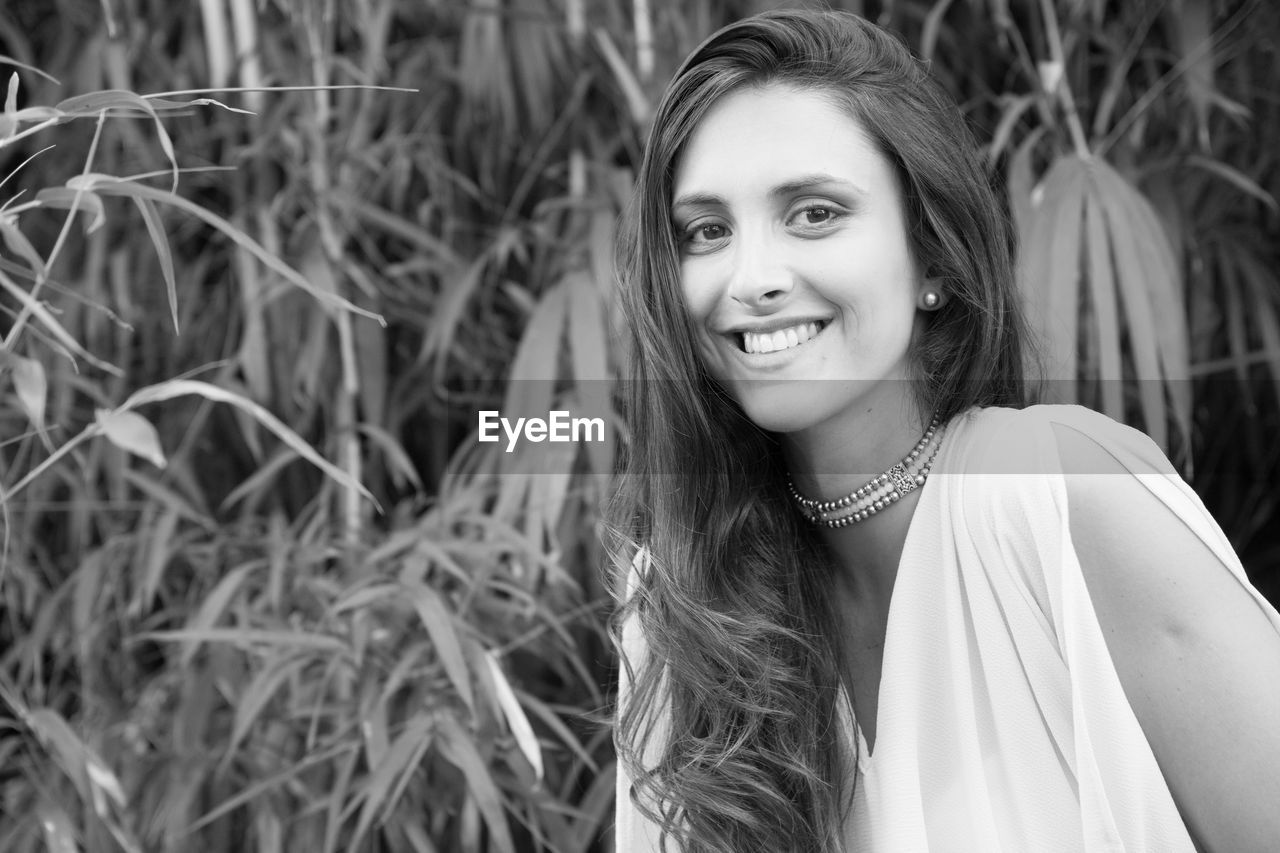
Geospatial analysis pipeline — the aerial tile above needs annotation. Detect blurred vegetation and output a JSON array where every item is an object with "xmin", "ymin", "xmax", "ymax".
[{"xmin": 0, "ymin": 0, "xmax": 1276, "ymax": 851}]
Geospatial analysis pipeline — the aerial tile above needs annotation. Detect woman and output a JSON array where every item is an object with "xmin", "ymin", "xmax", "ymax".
[{"xmin": 609, "ymin": 9, "xmax": 1280, "ymax": 853}]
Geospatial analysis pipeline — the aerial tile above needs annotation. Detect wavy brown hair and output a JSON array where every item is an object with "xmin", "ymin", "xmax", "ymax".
[{"xmin": 609, "ymin": 10, "xmax": 1031, "ymax": 852}]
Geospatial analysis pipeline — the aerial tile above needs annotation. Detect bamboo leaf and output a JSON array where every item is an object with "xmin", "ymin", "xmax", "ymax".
[
  {"xmin": 0, "ymin": 213, "xmax": 48, "ymax": 278},
  {"xmin": 0, "ymin": 55, "xmax": 60, "ymax": 85},
  {"xmin": 1186, "ymin": 155, "xmax": 1278, "ymax": 211},
  {"xmin": 404, "ymin": 580, "xmax": 474, "ymax": 714},
  {"xmin": 137, "ymin": 508, "xmax": 180, "ymax": 615},
  {"xmin": 144, "ymin": 627, "xmax": 346, "ymax": 655},
  {"xmin": 131, "ymin": 196, "xmax": 180, "ymax": 333},
  {"xmin": 438, "ymin": 714, "xmax": 515, "ymax": 853},
  {"xmin": 223, "ymin": 651, "xmax": 313, "ymax": 765},
  {"xmin": 517, "ymin": 689, "xmax": 597, "ymax": 773},
  {"xmin": 349, "ymin": 713, "xmax": 433, "ymax": 849},
  {"xmin": 32, "ymin": 185, "xmax": 108, "ymax": 232},
  {"xmin": 123, "ymin": 469, "xmax": 216, "ymax": 530},
  {"xmin": 499, "ymin": 278, "xmax": 567, "ymax": 477},
  {"xmin": 568, "ymin": 271, "xmax": 613, "ymax": 477},
  {"xmin": 9, "ymin": 353, "xmax": 48, "ymax": 431},
  {"xmin": 35, "ymin": 802, "xmax": 78, "ymax": 853},
  {"xmin": 1019, "ymin": 154, "xmax": 1086, "ymax": 400},
  {"xmin": 69, "ymin": 177, "xmax": 383, "ymax": 323},
  {"xmin": 218, "ymin": 445, "xmax": 302, "ymax": 512},
  {"xmin": 115, "ymin": 379, "xmax": 378, "ymax": 510},
  {"xmin": 485, "ymin": 651, "xmax": 543, "ymax": 782},
  {"xmin": 25, "ymin": 708, "xmax": 91, "ymax": 799},
  {"xmin": 357, "ymin": 423, "xmax": 424, "ymax": 491},
  {"xmin": 1082, "ymin": 190, "xmax": 1124, "ymax": 419},
  {"xmin": 1167, "ymin": 0, "xmax": 1215, "ymax": 150},
  {"xmin": 96, "ymin": 408, "xmax": 167, "ymax": 467},
  {"xmin": 921, "ymin": 0, "xmax": 958, "ymax": 62},
  {"xmin": 1093, "ymin": 165, "xmax": 1170, "ymax": 448},
  {"xmin": 423, "ymin": 255, "xmax": 486, "ymax": 377},
  {"xmin": 181, "ymin": 562, "xmax": 259, "ymax": 666}
]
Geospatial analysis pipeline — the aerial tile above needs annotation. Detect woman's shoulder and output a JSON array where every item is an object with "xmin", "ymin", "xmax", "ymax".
[{"xmin": 950, "ymin": 403, "xmax": 1176, "ymax": 479}]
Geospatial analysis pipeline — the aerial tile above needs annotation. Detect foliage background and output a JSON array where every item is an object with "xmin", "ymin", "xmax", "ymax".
[{"xmin": 0, "ymin": 0, "xmax": 1276, "ymax": 851}]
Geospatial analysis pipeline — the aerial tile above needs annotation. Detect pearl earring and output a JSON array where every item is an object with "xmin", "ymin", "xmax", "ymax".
[{"xmin": 920, "ymin": 289, "xmax": 942, "ymax": 310}]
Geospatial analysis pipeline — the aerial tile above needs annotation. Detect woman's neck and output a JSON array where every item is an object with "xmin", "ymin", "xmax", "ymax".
[{"xmin": 782, "ymin": 397, "xmax": 931, "ymax": 612}]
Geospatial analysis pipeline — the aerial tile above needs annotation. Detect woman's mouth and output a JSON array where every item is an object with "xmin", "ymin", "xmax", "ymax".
[{"xmin": 738, "ymin": 320, "xmax": 828, "ymax": 354}]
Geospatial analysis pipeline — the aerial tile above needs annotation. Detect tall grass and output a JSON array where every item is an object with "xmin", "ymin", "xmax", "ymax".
[{"xmin": 0, "ymin": 1, "xmax": 1276, "ymax": 851}]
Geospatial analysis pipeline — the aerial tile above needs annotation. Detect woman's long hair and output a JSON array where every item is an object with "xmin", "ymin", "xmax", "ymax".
[{"xmin": 609, "ymin": 10, "xmax": 1031, "ymax": 851}]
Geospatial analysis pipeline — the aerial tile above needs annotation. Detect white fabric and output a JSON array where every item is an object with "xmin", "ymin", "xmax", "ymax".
[{"xmin": 615, "ymin": 404, "xmax": 1280, "ymax": 851}]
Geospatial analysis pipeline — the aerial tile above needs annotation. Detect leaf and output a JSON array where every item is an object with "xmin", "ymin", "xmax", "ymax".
[
  {"xmin": 422, "ymin": 255, "xmax": 486, "ymax": 378},
  {"xmin": 0, "ymin": 213, "xmax": 48, "ymax": 278},
  {"xmin": 0, "ymin": 267, "xmax": 122, "ymax": 375},
  {"xmin": 85, "ymin": 753, "xmax": 128, "ymax": 815},
  {"xmin": 0, "ymin": 55, "xmax": 60, "ymax": 84},
  {"xmin": 131, "ymin": 196, "xmax": 180, "ymax": 333},
  {"xmin": 1092, "ymin": 163, "xmax": 1179, "ymax": 449},
  {"xmin": 1082, "ymin": 191, "xmax": 1124, "ymax": 420},
  {"xmin": 115, "ymin": 379, "xmax": 378, "ymax": 510},
  {"xmin": 137, "ymin": 508, "xmax": 180, "ymax": 614},
  {"xmin": 34, "ymin": 186, "xmax": 107, "ymax": 232},
  {"xmin": 350, "ymin": 713, "xmax": 433, "ymax": 848},
  {"xmin": 66, "ymin": 177, "xmax": 384, "ymax": 324},
  {"xmin": 437, "ymin": 714, "xmax": 516, "ymax": 853},
  {"xmin": 499, "ymin": 279, "xmax": 567, "ymax": 477},
  {"xmin": 1167, "ymin": 0, "xmax": 1215, "ymax": 151},
  {"xmin": 35, "ymin": 802, "xmax": 78, "ymax": 853},
  {"xmin": 143, "ymin": 627, "xmax": 347, "ymax": 655},
  {"xmin": 404, "ymin": 580, "xmax": 474, "ymax": 714},
  {"xmin": 1186, "ymin": 155, "xmax": 1278, "ymax": 211},
  {"xmin": 53, "ymin": 90, "xmax": 179, "ymax": 189},
  {"xmin": 9, "ymin": 353, "xmax": 47, "ymax": 431},
  {"xmin": 223, "ymin": 651, "xmax": 313, "ymax": 765},
  {"xmin": 1019, "ymin": 154, "xmax": 1086, "ymax": 401},
  {"xmin": 180, "ymin": 562, "xmax": 258, "ymax": 666},
  {"xmin": 96, "ymin": 408, "xmax": 167, "ymax": 467},
  {"xmin": 568, "ymin": 271, "xmax": 613, "ymax": 478},
  {"xmin": 485, "ymin": 652, "xmax": 543, "ymax": 782},
  {"xmin": 592, "ymin": 30, "xmax": 648, "ymax": 125},
  {"xmin": 920, "ymin": 0, "xmax": 958, "ymax": 62},
  {"xmin": 357, "ymin": 423, "xmax": 424, "ymax": 491},
  {"xmin": 26, "ymin": 708, "xmax": 91, "ymax": 799}
]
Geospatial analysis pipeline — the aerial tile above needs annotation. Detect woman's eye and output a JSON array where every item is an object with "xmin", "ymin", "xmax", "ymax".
[
  {"xmin": 683, "ymin": 222, "xmax": 728, "ymax": 244},
  {"xmin": 795, "ymin": 205, "xmax": 836, "ymax": 226}
]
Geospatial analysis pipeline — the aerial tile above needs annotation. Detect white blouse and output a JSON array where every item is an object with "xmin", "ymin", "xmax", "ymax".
[{"xmin": 616, "ymin": 404, "xmax": 1280, "ymax": 851}]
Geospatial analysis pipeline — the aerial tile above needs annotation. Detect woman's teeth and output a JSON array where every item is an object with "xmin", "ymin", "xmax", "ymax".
[{"xmin": 741, "ymin": 321, "xmax": 823, "ymax": 354}]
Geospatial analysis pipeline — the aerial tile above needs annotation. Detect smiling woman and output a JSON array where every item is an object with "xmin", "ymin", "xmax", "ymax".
[
  {"xmin": 672, "ymin": 83, "xmax": 922, "ymax": 437},
  {"xmin": 608, "ymin": 9, "xmax": 1280, "ymax": 853}
]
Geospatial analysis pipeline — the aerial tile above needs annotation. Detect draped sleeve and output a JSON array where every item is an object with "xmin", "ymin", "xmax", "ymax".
[
  {"xmin": 852, "ymin": 403, "xmax": 1280, "ymax": 852},
  {"xmin": 614, "ymin": 549, "xmax": 669, "ymax": 852}
]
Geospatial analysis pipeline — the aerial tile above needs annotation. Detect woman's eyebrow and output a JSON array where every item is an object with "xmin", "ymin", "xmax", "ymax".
[
  {"xmin": 671, "ymin": 174, "xmax": 868, "ymax": 214},
  {"xmin": 769, "ymin": 173, "xmax": 867, "ymax": 201},
  {"xmin": 670, "ymin": 191, "xmax": 722, "ymax": 214}
]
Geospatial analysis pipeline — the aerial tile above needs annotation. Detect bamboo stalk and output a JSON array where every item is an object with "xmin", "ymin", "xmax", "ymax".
[
  {"xmin": 633, "ymin": 0, "xmax": 653, "ymax": 83},
  {"xmin": 303, "ymin": 0, "xmax": 364, "ymax": 546},
  {"xmin": 228, "ymin": 0, "xmax": 264, "ymax": 114},
  {"xmin": 198, "ymin": 0, "xmax": 231, "ymax": 90}
]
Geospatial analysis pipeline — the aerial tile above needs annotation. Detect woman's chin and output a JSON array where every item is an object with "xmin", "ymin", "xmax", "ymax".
[{"xmin": 732, "ymin": 382, "xmax": 837, "ymax": 435}]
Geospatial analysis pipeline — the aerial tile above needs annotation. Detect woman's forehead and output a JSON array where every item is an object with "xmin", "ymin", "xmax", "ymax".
[{"xmin": 670, "ymin": 84, "xmax": 898, "ymax": 210}]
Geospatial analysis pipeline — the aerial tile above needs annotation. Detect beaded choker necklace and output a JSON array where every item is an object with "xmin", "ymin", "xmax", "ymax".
[{"xmin": 787, "ymin": 416, "xmax": 945, "ymax": 528}]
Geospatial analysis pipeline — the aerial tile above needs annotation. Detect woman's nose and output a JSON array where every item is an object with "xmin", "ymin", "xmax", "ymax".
[{"xmin": 726, "ymin": 231, "xmax": 793, "ymax": 307}]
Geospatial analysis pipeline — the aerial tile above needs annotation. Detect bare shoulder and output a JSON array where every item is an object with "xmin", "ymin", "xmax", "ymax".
[{"xmin": 1051, "ymin": 418, "xmax": 1280, "ymax": 852}]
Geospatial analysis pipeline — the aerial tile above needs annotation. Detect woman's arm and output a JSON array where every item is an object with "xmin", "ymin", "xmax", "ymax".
[{"xmin": 1054, "ymin": 421, "xmax": 1280, "ymax": 853}]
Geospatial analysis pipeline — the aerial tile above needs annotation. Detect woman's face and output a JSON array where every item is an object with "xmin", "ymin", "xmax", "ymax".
[{"xmin": 671, "ymin": 83, "xmax": 929, "ymax": 435}]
